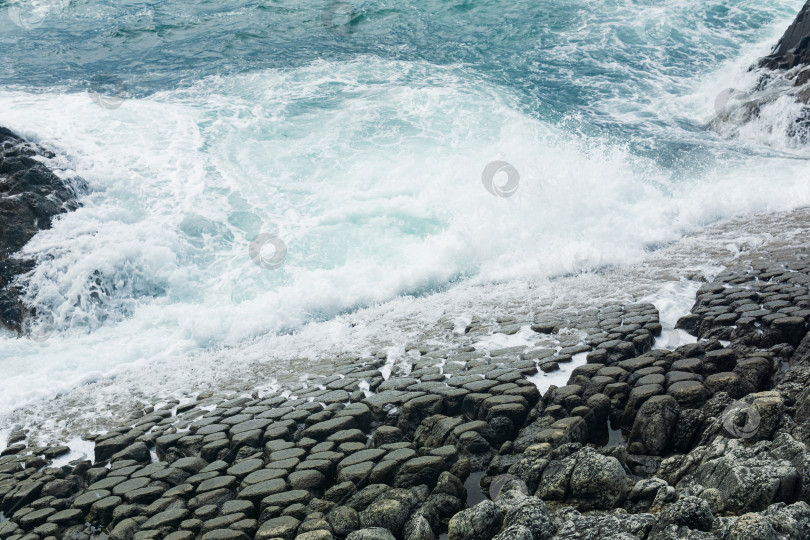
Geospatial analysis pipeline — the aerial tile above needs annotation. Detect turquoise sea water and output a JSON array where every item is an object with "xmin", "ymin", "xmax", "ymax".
[{"xmin": 0, "ymin": 0, "xmax": 809, "ymax": 412}]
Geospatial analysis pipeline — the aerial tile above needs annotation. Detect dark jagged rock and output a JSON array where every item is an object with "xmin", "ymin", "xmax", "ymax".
[
  {"xmin": 709, "ymin": 3, "xmax": 810, "ymax": 138},
  {"xmin": 657, "ymin": 495, "xmax": 714, "ymax": 532},
  {"xmin": 627, "ymin": 395, "xmax": 680, "ymax": 456},
  {"xmin": 760, "ymin": 1, "xmax": 810, "ymax": 72},
  {"xmin": 447, "ymin": 500, "xmax": 503, "ymax": 540},
  {"xmin": 0, "ymin": 126, "xmax": 86, "ymax": 333}
]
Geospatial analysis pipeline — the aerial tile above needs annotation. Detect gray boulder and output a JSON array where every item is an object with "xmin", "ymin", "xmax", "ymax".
[
  {"xmin": 626, "ymin": 477, "xmax": 675, "ymax": 513},
  {"xmin": 659, "ymin": 496, "xmax": 714, "ymax": 532},
  {"xmin": 492, "ymin": 525, "xmax": 533, "ymax": 540},
  {"xmin": 628, "ymin": 395, "xmax": 680, "ymax": 456},
  {"xmin": 532, "ymin": 446, "xmax": 627, "ymax": 510},
  {"xmin": 724, "ymin": 513, "xmax": 780, "ymax": 540},
  {"xmin": 403, "ymin": 514, "xmax": 436, "ymax": 540},
  {"xmin": 447, "ymin": 500, "xmax": 504, "ymax": 540},
  {"xmin": 328, "ymin": 506, "xmax": 360, "ymax": 537},
  {"xmin": 500, "ymin": 494, "xmax": 555, "ymax": 539},
  {"xmin": 761, "ymin": 501, "xmax": 810, "ymax": 539},
  {"xmin": 568, "ymin": 448, "xmax": 628, "ymax": 510},
  {"xmin": 674, "ymin": 436, "xmax": 801, "ymax": 513},
  {"xmin": 551, "ymin": 506, "xmax": 656, "ymax": 539},
  {"xmin": 346, "ymin": 529, "xmax": 396, "ymax": 540},
  {"xmin": 254, "ymin": 516, "xmax": 300, "ymax": 540},
  {"xmin": 359, "ymin": 499, "xmax": 409, "ymax": 537}
]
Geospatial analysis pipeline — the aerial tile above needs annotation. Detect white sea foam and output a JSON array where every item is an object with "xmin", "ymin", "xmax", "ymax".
[
  {"xmin": 527, "ymin": 352, "xmax": 589, "ymax": 396},
  {"xmin": 49, "ymin": 436, "xmax": 96, "ymax": 467},
  {"xmin": 1, "ymin": 12, "xmax": 810, "ymax": 424},
  {"xmin": 644, "ymin": 280, "xmax": 704, "ymax": 329}
]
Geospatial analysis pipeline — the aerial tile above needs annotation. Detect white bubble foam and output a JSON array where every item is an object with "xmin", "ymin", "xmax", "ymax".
[
  {"xmin": 1, "ymin": 13, "xmax": 810, "ymax": 423},
  {"xmin": 527, "ymin": 352, "xmax": 589, "ymax": 396}
]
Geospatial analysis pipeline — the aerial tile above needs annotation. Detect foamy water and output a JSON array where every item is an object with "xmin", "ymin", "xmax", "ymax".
[{"xmin": 1, "ymin": 0, "xmax": 809, "ymax": 425}]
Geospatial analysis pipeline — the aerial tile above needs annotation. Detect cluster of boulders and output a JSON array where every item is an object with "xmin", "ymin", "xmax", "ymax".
[
  {"xmin": 0, "ymin": 126, "xmax": 86, "ymax": 333},
  {"xmin": 0, "ymin": 303, "xmax": 657, "ymax": 539},
  {"xmin": 463, "ymin": 251, "xmax": 810, "ymax": 539},
  {"xmin": 3, "ymin": 248, "xmax": 810, "ymax": 540},
  {"xmin": 449, "ymin": 478, "xmax": 810, "ymax": 540}
]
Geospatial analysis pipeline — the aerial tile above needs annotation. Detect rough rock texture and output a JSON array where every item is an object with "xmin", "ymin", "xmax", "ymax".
[
  {"xmin": 709, "ymin": 2, "xmax": 810, "ymax": 139},
  {"xmin": 627, "ymin": 395, "xmax": 680, "ymax": 456},
  {"xmin": 6, "ymin": 225, "xmax": 810, "ymax": 540},
  {"xmin": 0, "ymin": 127, "xmax": 85, "ymax": 332},
  {"xmin": 760, "ymin": 1, "xmax": 810, "ymax": 71}
]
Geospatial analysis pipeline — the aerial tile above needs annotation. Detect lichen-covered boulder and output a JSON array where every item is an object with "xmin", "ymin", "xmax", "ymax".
[
  {"xmin": 659, "ymin": 496, "xmax": 714, "ymax": 532},
  {"xmin": 568, "ymin": 448, "xmax": 628, "ymax": 510},
  {"xmin": 447, "ymin": 500, "xmax": 504, "ymax": 540},
  {"xmin": 674, "ymin": 437, "xmax": 801, "ymax": 513}
]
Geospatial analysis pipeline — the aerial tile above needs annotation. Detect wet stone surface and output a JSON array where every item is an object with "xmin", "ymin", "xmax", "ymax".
[{"xmin": 4, "ymin": 243, "xmax": 810, "ymax": 538}]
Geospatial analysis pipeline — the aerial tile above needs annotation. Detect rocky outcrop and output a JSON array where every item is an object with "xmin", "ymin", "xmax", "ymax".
[
  {"xmin": 0, "ymin": 127, "xmax": 85, "ymax": 333},
  {"xmin": 710, "ymin": 2, "xmax": 810, "ymax": 138},
  {"xmin": 760, "ymin": 1, "xmax": 810, "ymax": 72}
]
